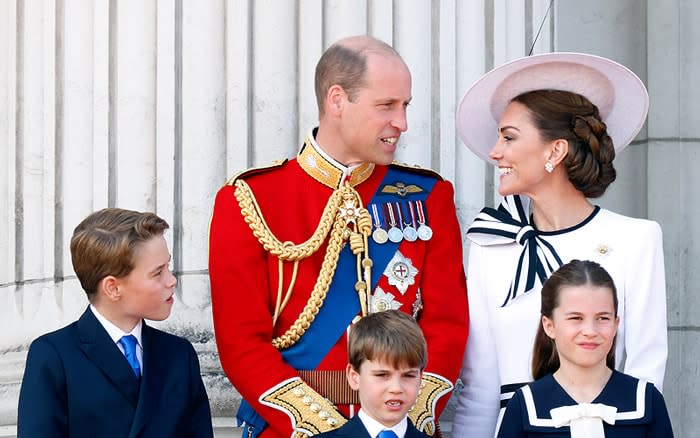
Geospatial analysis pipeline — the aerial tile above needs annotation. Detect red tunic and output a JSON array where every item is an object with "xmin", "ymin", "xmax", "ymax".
[{"xmin": 209, "ymin": 141, "xmax": 468, "ymax": 437}]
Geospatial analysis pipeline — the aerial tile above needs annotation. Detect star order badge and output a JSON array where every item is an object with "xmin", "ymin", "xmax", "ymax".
[
  {"xmin": 371, "ymin": 287, "xmax": 403, "ymax": 313},
  {"xmin": 383, "ymin": 251, "xmax": 418, "ymax": 295}
]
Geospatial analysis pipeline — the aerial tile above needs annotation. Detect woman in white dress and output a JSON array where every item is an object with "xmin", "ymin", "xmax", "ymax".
[{"xmin": 451, "ymin": 53, "xmax": 668, "ymax": 438}]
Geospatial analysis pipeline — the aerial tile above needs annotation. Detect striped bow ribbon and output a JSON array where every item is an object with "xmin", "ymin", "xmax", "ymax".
[{"xmin": 466, "ymin": 195, "xmax": 563, "ymax": 307}]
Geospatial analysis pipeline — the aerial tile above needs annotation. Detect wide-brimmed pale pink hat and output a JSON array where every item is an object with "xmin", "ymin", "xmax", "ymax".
[{"xmin": 456, "ymin": 52, "xmax": 649, "ymax": 162}]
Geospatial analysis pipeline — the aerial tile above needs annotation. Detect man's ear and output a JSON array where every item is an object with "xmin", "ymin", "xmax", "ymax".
[
  {"xmin": 325, "ymin": 84, "xmax": 347, "ymax": 116},
  {"xmin": 346, "ymin": 363, "xmax": 360, "ymax": 391},
  {"xmin": 100, "ymin": 276, "xmax": 121, "ymax": 302}
]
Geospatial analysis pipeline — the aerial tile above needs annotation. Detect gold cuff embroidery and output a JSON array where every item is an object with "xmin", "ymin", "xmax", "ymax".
[
  {"xmin": 259, "ymin": 377, "xmax": 347, "ymax": 437},
  {"xmin": 408, "ymin": 372, "xmax": 454, "ymax": 436}
]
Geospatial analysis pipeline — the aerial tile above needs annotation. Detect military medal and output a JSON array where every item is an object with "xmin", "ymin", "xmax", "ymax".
[
  {"xmin": 371, "ymin": 286, "xmax": 402, "ymax": 313},
  {"xmin": 412, "ymin": 287, "xmax": 423, "ymax": 318},
  {"xmin": 383, "ymin": 251, "xmax": 418, "ymax": 294},
  {"xmin": 402, "ymin": 201, "xmax": 418, "ymax": 242},
  {"xmin": 370, "ymin": 204, "xmax": 388, "ymax": 244},
  {"xmin": 415, "ymin": 200, "xmax": 433, "ymax": 241},
  {"xmin": 394, "ymin": 201, "xmax": 416, "ymax": 242},
  {"xmin": 386, "ymin": 204, "xmax": 403, "ymax": 243}
]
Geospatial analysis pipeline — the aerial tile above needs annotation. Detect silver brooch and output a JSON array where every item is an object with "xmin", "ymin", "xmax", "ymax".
[
  {"xmin": 371, "ymin": 287, "xmax": 403, "ymax": 312},
  {"xmin": 383, "ymin": 251, "xmax": 418, "ymax": 295}
]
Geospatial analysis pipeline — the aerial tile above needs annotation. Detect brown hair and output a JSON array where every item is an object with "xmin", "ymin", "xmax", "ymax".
[
  {"xmin": 512, "ymin": 89, "xmax": 617, "ymax": 198},
  {"xmin": 314, "ymin": 35, "xmax": 401, "ymax": 116},
  {"xmin": 70, "ymin": 208, "xmax": 169, "ymax": 299},
  {"xmin": 348, "ymin": 310, "xmax": 427, "ymax": 371},
  {"xmin": 532, "ymin": 259, "xmax": 618, "ymax": 380}
]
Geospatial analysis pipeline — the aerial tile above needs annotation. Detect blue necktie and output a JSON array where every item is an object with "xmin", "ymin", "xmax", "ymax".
[
  {"xmin": 377, "ymin": 430, "xmax": 398, "ymax": 438},
  {"xmin": 118, "ymin": 335, "xmax": 141, "ymax": 378}
]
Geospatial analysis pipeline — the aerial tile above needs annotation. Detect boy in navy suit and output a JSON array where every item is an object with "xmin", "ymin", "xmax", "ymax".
[
  {"xmin": 315, "ymin": 310, "xmax": 431, "ymax": 438},
  {"xmin": 17, "ymin": 208, "xmax": 213, "ymax": 438}
]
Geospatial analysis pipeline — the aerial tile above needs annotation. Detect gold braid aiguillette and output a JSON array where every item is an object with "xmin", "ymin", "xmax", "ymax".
[{"xmin": 235, "ymin": 180, "xmax": 373, "ymax": 349}]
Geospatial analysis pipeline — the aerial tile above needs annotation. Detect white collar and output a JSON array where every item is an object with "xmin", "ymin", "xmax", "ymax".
[
  {"xmin": 357, "ymin": 409, "xmax": 408, "ymax": 438},
  {"xmin": 89, "ymin": 304, "xmax": 143, "ymax": 346}
]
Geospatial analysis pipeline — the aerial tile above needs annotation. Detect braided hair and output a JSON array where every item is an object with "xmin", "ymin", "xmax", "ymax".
[{"xmin": 512, "ymin": 90, "xmax": 617, "ymax": 198}]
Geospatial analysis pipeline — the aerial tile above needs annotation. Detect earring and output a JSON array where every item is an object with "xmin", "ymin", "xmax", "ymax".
[{"xmin": 544, "ymin": 161, "xmax": 554, "ymax": 173}]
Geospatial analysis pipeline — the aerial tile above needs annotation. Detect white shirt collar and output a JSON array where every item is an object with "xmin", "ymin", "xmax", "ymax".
[
  {"xmin": 357, "ymin": 409, "xmax": 408, "ymax": 438},
  {"xmin": 89, "ymin": 304, "xmax": 143, "ymax": 346}
]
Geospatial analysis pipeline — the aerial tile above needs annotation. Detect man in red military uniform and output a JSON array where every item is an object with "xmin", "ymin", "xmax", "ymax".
[{"xmin": 209, "ymin": 35, "xmax": 468, "ymax": 438}]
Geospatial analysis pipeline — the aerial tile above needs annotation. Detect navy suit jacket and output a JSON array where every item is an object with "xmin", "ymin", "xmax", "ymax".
[
  {"xmin": 314, "ymin": 415, "xmax": 430, "ymax": 438},
  {"xmin": 17, "ymin": 307, "xmax": 213, "ymax": 438}
]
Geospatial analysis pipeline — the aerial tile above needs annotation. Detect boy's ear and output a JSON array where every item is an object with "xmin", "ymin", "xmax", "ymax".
[
  {"xmin": 100, "ymin": 276, "xmax": 122, "ymax": 302},
  {"xmin": 346, "ymin": 363, "xmax": 360, "ymax": 391}
]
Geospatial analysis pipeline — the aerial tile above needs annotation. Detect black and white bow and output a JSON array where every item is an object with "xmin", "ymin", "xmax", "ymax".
[{"xmin": 466, "ymin": 195, "xmax": 563, "ymax": 307}]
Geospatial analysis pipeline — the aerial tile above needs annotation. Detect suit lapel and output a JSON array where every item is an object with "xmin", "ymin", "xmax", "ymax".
[
  {"xmin": 77, "ymin": 307, "xmax": 140, "ymax": 405},
  {"xmin": 128, "ymin": 323, "xmax": 163, "ymax": 437},
  {"xmin": 405, "ymin": 419, "xmax": 427, "ymax": 438},
  {"xmin": 343, "ymin": 415, "xmax": 372, "ymax": 438}
]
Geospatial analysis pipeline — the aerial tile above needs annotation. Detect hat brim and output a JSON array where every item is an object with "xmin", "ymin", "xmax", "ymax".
[{"xmin": 456, "ymin": 52, "xmax": 649, "ymax": 162}]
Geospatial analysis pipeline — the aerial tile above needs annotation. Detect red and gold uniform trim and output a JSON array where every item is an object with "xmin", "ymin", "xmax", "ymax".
[
  {"xmin": 408, "ymin": 372, "xmax": 454, "ymax": 436},
  {"xmin": 298, "ymin": 136, "xmax": 374, "ymax": 189},
  {"xmin": 260, "ymin": 377, "xmax": 347, "ymax": 437},
  {"xmin": 226, "ymin": 159, "xmax": 287, "ymax": 186},
  {"xmin": 208, "ymin": 132, "xmax": 469, "ymax": 437}
]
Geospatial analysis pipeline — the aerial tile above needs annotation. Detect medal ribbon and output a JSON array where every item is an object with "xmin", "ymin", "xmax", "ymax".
[
  {"xmin": 371, "ymin": 204, "xmax": 383, "ymax": 230},
  {"xmin": 387, "ymin": 203, "xmax": 398, "ymax": 228},
  {"xmin": 237, "ymin": 167, "xmax": 439, "ymax": 434},
  {"xmin": 416, "ymin": 200, "xmax": 427, "ymax": 225},
  {"xmin": 408, "ymin": 201, "xmax": 417, "ymax": 228},
  {"xmin": 281, "ymin": 167, "xmax": 437, "ymax": 369},
  {"xmin": 394, "ymin": 202, "xmax": 404, "ymax": 228}
]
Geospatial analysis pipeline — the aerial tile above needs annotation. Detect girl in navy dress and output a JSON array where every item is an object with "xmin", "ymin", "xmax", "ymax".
[{"xmin": 497, "ymin": 259, "xmax": 673, "ymax": 437}]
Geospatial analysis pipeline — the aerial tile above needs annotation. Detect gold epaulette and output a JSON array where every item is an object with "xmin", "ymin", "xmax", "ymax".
[
  {"xmin": 408, "ymin": 372, "xmax": 454, "ymax": 436},
  {"xmin": 259, "ymin": 377, "xmax": 347, "ymax": 437},
  {"xmin": 224, "ymin": 159, "xmax": 288, "ymax": 186},
  {"xmin": 389, "ymin": 161, "xmax": 444, "ymax": 181}
]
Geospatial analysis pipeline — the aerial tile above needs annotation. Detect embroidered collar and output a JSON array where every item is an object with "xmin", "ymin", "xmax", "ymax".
[
  {"xmin": 297, "ymin": 129, "xmax": 374, "ymax": 189},
  {"xmin": 520, "ymin": 373, "xmax": 649, "ymax": 428}
]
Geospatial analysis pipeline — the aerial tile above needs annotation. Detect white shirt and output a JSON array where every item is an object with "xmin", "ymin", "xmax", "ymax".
[
  {"xmin": 453, "ymin": 206, "xmax": 667, "ymax": 438},
  {"xmin": 358, "ymin": 409, "xmax": 408, "ymax": 438},
  {"xmin": 89, "ymin": 305, "xmax": 144, "ymax": 371}
]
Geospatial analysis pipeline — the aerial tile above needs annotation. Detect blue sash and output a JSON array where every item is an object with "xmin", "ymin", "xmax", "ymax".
[{"xmin": 236, "ymin": 166, "xmax": 437, "ymax": 435}]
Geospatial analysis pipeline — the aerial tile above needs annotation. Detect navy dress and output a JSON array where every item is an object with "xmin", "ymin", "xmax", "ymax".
[{"xmin": 497, "ymin": 370, "xmax": 673, "ymax": 437}]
